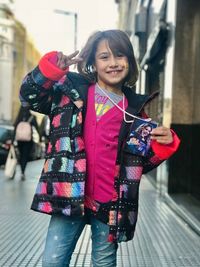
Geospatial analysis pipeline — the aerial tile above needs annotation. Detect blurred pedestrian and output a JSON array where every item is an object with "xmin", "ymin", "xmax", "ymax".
[
  {"xmin": 40, "ymin": 115, "xmax": 50, "ymax": 151},
  {"xmin": 19, "ymin": 29, "xmax": 180, "ymax": 266},
  {"xmin": 14, "ymin": 106, "xmax": 39, "ymax": 180}
]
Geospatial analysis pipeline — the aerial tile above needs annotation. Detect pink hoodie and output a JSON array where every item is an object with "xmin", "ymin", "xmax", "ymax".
[{"xmin": 84, "ymin": 84, "xmax": 128, "ymax": 203}]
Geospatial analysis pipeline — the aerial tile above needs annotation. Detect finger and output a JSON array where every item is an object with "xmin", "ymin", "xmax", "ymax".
[
  {"xmin": 150, "ymin": 126, "xmax": 164, "ymax": 134},
  {"xmin": 157, "ymin": 139, "xmax": 172, "ymax": 144},
  {"xmin": 151, "ymin": 127, "xmax": 168, "ymax": 136},
  {"xmin": 63, "ymin": 57, "xmax": 69, "ymax": 67},
  {"xmin": 67, "ymin": 50, "xmax": 80, "ymax": 60},
  {"xmin": 60, "ymin": 61, "xmax": 67, "ymax": 69},
  {"xmin": 60, "ymin": 56, "xmax": 71, "ymax": 69},
  {"xmin": 57, "ymin": 52, "xmax": 63, "ymax": 66},
  {"xmin": 69, "ymin": 57, "xmax": 83, "ymax": 65},
  {"xmin": 155, "ymin": 139, "xmax": 168, "ymax": 144},
  {"xmin": 64, "ymin": 58, "xmax": 83, "ymax": 68},
  {"xmin": 151, "ymin": 135, "xmax": 173, "ymax": 144},
  {"xmin": 151, "ymin": 136, "xmax": 165, "ymax": 144}
]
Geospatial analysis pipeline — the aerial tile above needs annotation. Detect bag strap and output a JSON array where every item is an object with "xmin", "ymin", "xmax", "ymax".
[
  {"xmin": 10, "ymin": 145, "xmax": 16, "ymax": 158},
  {"xmin": 27, "ymin": 115, "xmax": 34, "ymax": 123}
]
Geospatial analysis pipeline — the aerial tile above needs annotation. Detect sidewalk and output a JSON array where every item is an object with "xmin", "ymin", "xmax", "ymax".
[{"xmin": 0, "ymin": 160, "xmax": 200, "ymax": 267}]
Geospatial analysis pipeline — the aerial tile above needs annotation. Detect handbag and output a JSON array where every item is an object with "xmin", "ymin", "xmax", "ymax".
[
  {"xmin": 15, "ymin": 115, "xmax": 33, "ymax": 141},
  {"xmin": 4, "ymin": 145, "xmax": 17, "ymax": 178}
]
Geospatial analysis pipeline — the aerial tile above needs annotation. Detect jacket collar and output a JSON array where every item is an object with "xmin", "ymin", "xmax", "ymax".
[
  {"xmin": 62, "ymin": 72, "xmax": 159, "ymax": 115},
  {"xmin": 123, "ymin": 86, "xmax": 159, "ymax": 115}
]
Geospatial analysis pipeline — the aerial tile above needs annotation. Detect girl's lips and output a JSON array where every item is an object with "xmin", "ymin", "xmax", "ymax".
[
  {"xmin": 107, "ymin": 69, "xmax": 122, "ymax": 73},
  {"xmin": 106, "ymin": 70, "xmax": 123, "ymax": 74}
]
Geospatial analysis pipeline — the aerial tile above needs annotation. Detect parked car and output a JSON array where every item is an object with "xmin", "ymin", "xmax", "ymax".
[
  {"xmin": 0, "ymin": 121, "xmax": 14, "ymax": 166},
  {"xmin": 0, "ymin": 120, "xmax": 44, "ymax": 166}
]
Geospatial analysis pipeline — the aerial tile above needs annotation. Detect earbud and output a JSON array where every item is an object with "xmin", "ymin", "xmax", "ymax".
[{"xmin": 91, "ymin": 65, "xmax": 96, "ymax": 73}]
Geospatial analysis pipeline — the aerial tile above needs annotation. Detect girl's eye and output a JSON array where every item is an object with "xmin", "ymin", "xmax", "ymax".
[
  {"xmin": 100, "ymin": 56, "xmax": 108, "ymax": 59},
  {"xmin": 117, "ymin": 53, "xmax": 124, "ymax": 57}
]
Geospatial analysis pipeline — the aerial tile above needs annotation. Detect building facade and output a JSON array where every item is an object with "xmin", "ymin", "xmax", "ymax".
[
  {"xmin": 116, "ymin": 0, "xmax": 200, "ymax": 227},
  {"xmin": 0, "ymin": 1, "xmax": 14, "ymax": 121},
  {"xmin": 12, "ymin": 20, "xmax": 41, "ymax": 121},
  {"xmin": 0, "ymin": 0, "xmax": 41, "ymax": 122}
]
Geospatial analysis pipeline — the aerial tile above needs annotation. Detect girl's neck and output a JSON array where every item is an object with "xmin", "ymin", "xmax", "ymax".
[{"xmin": 96, "ymin": 81, "xmax": 123, "ymax": 96}]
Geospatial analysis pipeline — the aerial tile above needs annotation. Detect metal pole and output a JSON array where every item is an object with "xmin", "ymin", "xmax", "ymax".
[
  {"xmin": 74, "ymin": 13, "xmax": 77, "ymax": 51},
  {"xmin": 54, "ymin": 9, "xmax": 78, "ymax": 51}
]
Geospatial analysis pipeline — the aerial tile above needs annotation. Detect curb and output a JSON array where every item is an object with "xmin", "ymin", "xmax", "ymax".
[{"xmin": 164, "ymin": 193, "xmax": 200, "ymax": 236}]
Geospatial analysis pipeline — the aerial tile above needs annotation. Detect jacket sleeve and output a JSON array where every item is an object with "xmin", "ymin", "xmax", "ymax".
[
  {"xmin": 19, "ymin": 51, "xmax": 68, "ymax": 115},
  {"xmin": 142, "ymin": 130, "xmax": 180, "ymax": 174}
]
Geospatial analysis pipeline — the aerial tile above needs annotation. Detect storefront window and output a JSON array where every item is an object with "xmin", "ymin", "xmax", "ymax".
[
  {"xmin": 148, "ymin": 0, "xmax": 166, "ymax": 34},
  {"xmin": 151, "ymin": 0, "xmax": 165, "ymax": 14}
]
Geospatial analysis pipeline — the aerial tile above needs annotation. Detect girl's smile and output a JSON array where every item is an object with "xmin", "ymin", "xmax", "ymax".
[
  {"xmin": 106, "ymin": 69, "xmax": 124, "ymax": 75},
  {"xmin": 94, "ymin": 40, "xmax": 129, "ymax": 93}
]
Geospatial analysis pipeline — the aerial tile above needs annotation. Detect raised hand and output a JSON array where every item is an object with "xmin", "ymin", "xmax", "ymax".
[
  {"xmin": 150, "ymin": 126, "xmax": 173, "ymax": 144},
  {"xmin": 56, "ymin": 51, "xmax": 83, "ymax": 70}
]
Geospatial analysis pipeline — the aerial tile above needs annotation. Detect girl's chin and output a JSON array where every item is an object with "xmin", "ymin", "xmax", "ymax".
[
  {"xmin": 104, "ymin": 81, "xmax": 123, "ymax": 88},
  {"xmin": 104, "ymin": 77, "xmax": 124, "ymax": 85}
]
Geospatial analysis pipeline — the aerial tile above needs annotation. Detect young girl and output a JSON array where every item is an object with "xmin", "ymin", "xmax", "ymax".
[{"xmin": 20, "ymin": 30, "xmax": 180, "ymax": 267}]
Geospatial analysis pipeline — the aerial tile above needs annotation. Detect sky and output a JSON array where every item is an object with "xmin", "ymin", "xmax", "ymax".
[{"xmin": 13, "ymin": 0, "xmax": 119, "ymax": 55}]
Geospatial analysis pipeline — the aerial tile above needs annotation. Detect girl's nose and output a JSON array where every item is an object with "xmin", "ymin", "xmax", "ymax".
[{"xmin": 109, "ymin": 56, "xmax": 118, "ymax": 67}]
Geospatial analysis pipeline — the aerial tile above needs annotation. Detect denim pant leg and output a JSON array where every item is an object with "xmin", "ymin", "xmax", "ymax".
[
  {"xmin": 91, "ymin": 217, "xmax": 118, "ymax": 267},
  {"xmin": 42, "ymin": 214, "xmax": 86, "ymax": 267}
]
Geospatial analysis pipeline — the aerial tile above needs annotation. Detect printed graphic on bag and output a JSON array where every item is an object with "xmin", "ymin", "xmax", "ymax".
[{"xmin": 125, "ymin": 118, "xmax": 158, "ymax": 156}]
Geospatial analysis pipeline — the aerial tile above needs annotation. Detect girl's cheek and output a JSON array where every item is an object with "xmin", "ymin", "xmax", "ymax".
[{"xmin": 122, "ymin": 61, "xmax": 129, "ymax": 70}]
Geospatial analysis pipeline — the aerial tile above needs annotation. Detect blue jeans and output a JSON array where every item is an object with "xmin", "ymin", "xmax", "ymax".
[{"xmin": 42, "ymin": 214, "xmax": 118, "ymax": 267}]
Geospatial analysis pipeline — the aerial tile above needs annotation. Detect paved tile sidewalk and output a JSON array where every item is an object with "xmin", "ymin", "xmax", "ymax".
[{"xmin": 0, "ymin": 160, "xmax": 200, "ymax": 267}]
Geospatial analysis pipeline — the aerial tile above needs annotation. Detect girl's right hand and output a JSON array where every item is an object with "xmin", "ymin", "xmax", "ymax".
[{"xmin": 56, "ymin": 51, "xmax": 83, "ymax": 70}]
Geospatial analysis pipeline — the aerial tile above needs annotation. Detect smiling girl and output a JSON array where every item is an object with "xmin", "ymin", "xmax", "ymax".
[{"xmin": 20, "ymin": 30, "xmax": 180, "ymax": 267}]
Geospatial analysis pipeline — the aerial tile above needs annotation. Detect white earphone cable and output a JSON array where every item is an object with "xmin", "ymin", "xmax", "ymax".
[{"xmin": 96, "ymin": 83, "xmax": 151, "ymax": 123}]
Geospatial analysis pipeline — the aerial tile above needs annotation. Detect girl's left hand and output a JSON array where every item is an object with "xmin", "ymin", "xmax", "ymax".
[
  {"xmin": 150, "ymin": 126, "xmax": 173, "ymax": 144},
  {"xmin": 57, "ymin": 51, "xmax": 83, "ymax": 70}
]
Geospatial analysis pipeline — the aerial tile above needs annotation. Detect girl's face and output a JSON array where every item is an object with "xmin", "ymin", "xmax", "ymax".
[
  {"xmin": 94, "ymin": 39, "xmax": 129, "ymax": 89},
  {"xmin": 141, "ymin": 126, "xmax": 152, "ymax": 137}
]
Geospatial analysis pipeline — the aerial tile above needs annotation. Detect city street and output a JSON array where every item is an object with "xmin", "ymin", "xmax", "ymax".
[{"xmin": 0, "ymin": 160, "xmax": 200, "ymax": 267}]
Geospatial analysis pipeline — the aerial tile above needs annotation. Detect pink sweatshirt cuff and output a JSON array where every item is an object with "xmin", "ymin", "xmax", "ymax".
[
  {"xmin": 151, "ymin": 130, "xmax": 180, "ymax": 160},
  {"xmin": 38, "ymin": 51, "xmax": 69, "ymax": 81}
]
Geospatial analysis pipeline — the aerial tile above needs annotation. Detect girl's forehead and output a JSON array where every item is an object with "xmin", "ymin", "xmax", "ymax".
[
  {"xmin": 95, "ymin": 39, "xmax": 124, "ymax": 57},
  {"xmin": 96, "ymin": 39, "xmax": 111, "ymax": 52}
]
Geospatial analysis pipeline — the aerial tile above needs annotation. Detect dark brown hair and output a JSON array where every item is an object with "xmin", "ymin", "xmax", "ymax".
[{"xmin": 77, "ymin": 29, "xmax": 139, "ymax": 87}]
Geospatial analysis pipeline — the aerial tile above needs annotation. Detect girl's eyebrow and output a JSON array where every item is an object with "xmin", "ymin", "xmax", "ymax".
[{"xmin": 96, "ymin": 51, "xmax": 110, "ymax": 57}]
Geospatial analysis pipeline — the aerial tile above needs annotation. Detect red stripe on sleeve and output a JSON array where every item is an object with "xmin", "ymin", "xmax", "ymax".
[
  {"xmin": 38, "ymin": 51, "xmax": 69, "ymax": 81},
  {"xmin": 151, "ymin": 130, "xmax": 180, "ymax": 160}
]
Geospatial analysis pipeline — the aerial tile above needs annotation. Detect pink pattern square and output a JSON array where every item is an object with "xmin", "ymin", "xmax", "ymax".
[
  {"xmin": 36, "ymin": 182, "xmax": 47, "ymax": 194},
  {"xmin": 38, "ymin": 202, "xmax": 52, "ymax": 213},
  {"xmin": 150, "ymin": 155, "xmax": 162, "ymax": 164},
  {"xmin": 52, "ymin": 114, "xmax": 61, "ymax": 128},
  {"xmin": 125, "ymin": 166, "xmax": 142, "ymax": 180},
  {"xmin": 53, "ymin": 182, "xmax": 72, "ymax": 197},
  {"xmin": 59, "ymin": 95, "xmax": 70, "ymax": 107},
  {"xmin": 75, "ymin": 159, "xmax": 86, "ymax": 172}
]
